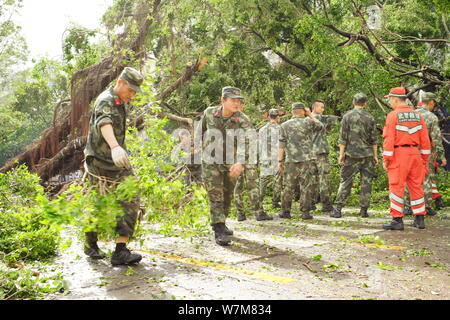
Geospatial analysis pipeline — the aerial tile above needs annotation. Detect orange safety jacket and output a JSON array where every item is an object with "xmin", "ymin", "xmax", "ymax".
[{"xmin": 382, "ymin": 105, "xmax": 431, "ymax": 163}]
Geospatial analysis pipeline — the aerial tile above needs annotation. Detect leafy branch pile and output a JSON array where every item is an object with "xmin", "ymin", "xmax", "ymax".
[{"xmin": 0, "ymin": 166, "xmax": 63, "ymax": 299}]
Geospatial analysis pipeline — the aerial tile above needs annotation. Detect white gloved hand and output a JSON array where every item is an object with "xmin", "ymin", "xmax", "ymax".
[{"xmin": 111, "ymin": 146, "xmax": 131, "ymax": 169}]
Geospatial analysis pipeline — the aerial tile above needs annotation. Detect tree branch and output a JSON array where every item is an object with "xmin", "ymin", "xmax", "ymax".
[{"xmin": 246, "ymin": 28, "xmax": 312, "ymax": 76}]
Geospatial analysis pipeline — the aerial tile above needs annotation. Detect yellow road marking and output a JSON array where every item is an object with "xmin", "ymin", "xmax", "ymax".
[
  {"xmin": 352, "ymin": 242, "xmax": 406, "ymax": 250},
  {"xmin": 134, "ymin": 248, "xmax": 298, "ymax": 284}
]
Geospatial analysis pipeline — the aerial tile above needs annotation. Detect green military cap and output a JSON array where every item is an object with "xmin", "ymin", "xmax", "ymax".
[
  {"xmin": 222, "ymin": 86, "xmax": 243, "ymax": 99},
  {"xmin": 292, "ymin": 102, "xmax": 306, "ymax": 110},
  {"xmin": 268, "ymin": 108, "xmax": 280, "ymax": 116},
  {"xmin": 353, "ymin": 93, "xmax": 368, "ymax": 104},
  {"xmin": 119, "ymin": 67, "xmax": 144, "ymax": 93},
  {"xmin": 422, "ymin": 92, "xmax": 437, "ymax": 102}
]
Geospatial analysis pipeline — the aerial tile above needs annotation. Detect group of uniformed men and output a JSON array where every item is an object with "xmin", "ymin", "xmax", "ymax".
[{"xmin": 81, "ymin": 67, "xmax": 447, "ymax": 265}]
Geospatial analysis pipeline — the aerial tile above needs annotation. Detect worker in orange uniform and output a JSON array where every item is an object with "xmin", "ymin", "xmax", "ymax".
[{"xmin": 382, "ymin": 87, "xmax": 431, "ymax": 230}]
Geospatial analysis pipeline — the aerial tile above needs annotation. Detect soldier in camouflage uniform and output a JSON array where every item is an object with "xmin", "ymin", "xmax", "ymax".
[
  {"xmin": 259, "ymin": 109, "xmax": 283, "ymax": 209},
  {"xmin": 404, "ymin": 92, "xmax": 446, "ymax": 216},
  {"xmin": 331, "ymin": 93, "xmax": 379, "ymax": 218},
  {"xmin": 311, "ymin": 99, "xmax": 340, "ymax": 212},
  {"xmin": 278, "ymin": 103, "xmax": 324, "ymax": 220},
  {"xmin": 233, "ymin": 100, "xmax": 273, "ymax": 222},
  {"xmin": 199, "ymin": 87, "xmax": 254, "ymax": 246},
  {"xmin": 83, "ymin": 67, "xmax": 143, "ymax": 266}
]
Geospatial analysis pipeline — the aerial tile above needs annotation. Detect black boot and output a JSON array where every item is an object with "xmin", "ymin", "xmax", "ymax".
[
  {"xmin": 84, "ymin": 232, "xmax": 106, "ymax": 259},
  {"xmin": 412, "ymin": 215, "xmax": 425, "ymax": 229},
  {"xmin": 330, "ymin": 207, "xmax": 342, "ymax": 218},
  {"xmin": 301, "ymin": 212, "xmax": 313, "ymax": 220},
  {"xmin": 404, "ymin": 206, "xmax": 413, "ymax": 215},
  {"xmin": 212, "ymin": 223, "xmax": 231, "ymax": 246},
  {"xmin": 322, "ymin": 204, "xmax": 333, "ymax": 213},
  {"xmin": 426, "ymin": 207, "xmax": 437, "ymax": 216},
  {"xmin": 84, "ymin": 243, "xmax": 106, "ymax": 259},
  {"xmin": 435, "ymin": 196, "xmax": 445, "ymax": 210},
  {"xmin": 224, "ymin": 224, "xmax": 234, "ymax": 235},
  {"xmin": 111, "ymin": 245, "xmax": 142, "ymax": 266},
  {"xmin": 382, "ymin": 217, "xmax": 404, "ymax": 230},
  {"xmin": 360, "ymin": 207, "xmax": 369, "ymax": 218},
  {"xmin": 256, "ymin": 210, "xmax": 273, "ymax": 221},
  {"xmin": 278, "ymin": 211, "xmax": 291, "ymax": 219},
  {"xmin": 237, "ymin": 212, "xmax": 247, "ymax": 222}
]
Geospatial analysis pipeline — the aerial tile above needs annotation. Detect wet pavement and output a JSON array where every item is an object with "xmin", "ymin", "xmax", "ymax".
[{"xmin": 47, "ymin": 206, "xmax": 450, "ymax": 300}]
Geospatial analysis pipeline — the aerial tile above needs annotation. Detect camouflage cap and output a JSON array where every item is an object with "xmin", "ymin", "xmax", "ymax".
[
  {"xmin": 119, "ymin": 67, "xmax": 144, "ymax": 93},
  {"xmin": 422, "ymin": 92, "xmax": 437, "ymax": 102},
  {"xmin": 222, "ymin": 86, "xmax": 243, "ymax": 99},
  {"xmin": 353, "ymin": 93, "xmax": 368, "ymax": 104},
  {"xmin": 292, "ymin": 102, "xmax": 306, "ymax": 110},
  {"xmin": 268, "ymin": 108, "xmax": 280, "ymax": 116}
]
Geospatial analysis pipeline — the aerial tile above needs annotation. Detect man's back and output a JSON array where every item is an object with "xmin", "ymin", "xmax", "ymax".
[
  {"xmin": 339, "ymin": 108, "xmax": 377, "ymax": 158},
  {"xmin": 280, "ymin": 116, "xmax": 322, "ymax": 162}
]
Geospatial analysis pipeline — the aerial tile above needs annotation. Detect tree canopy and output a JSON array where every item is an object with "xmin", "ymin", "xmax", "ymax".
[{"xmin": 1, "ymin": 0, "xmax": 449, "ymax": 166}]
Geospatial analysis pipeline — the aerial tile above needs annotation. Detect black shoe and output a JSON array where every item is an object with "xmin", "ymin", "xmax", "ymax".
[
  {"xmin": 224, "ymin": 224, "xmax": 234, "ymax": 235},
  {"xmin": 360, "ymin": 208, "xmax": 369, "ymax": 218},
  {"xmin": 302, "ymin": 212, "xmax": 313, "ymax": 220},
  {"xmin": 383, "ymin": 218, "xmax": 404, "ymax": 231},
  {"xmin": 426, "ymin": 207, "xmax": 437, "ymax": 216},
  {"xmin": 435, "ymin": 196, "xmax": 445, "ymax": 210},
  {"xmin": 322, "ymin": 205, "xmax": 333, "ymax": 213},
  {"xmin": 404, "ymin": 207, "xmax": 413, "ymax": 215},
  {"xmin": 278, "ymin": 211, "xmax": 291, "ymax": 219},
  {"xmin": 212, "ymin": 223, "xmax": 231, "ymax": 246},
  {"xmin": 111, "ymin": 247, "xmax": 142, "ymax": 266},
  {"xmin": 84, "ymin": 243, "xmax": 106, "ymax": 259},
  {"xmin": 256, "ymin": 211, "xmax": 273, "ymax": 221},
  {"xmin": 330, "ymin": 207, "xmax": 342, "ymax": 218},
  {"xmin": 412, "ymin": 215, "xmax": 425, "ymax": 229},
  {"xmin": 272, "ymin": 202, "xmax": 281, "ymax": 209},
  {"xmin": 237, "ymin": 212, "xmax": 247, "ymax": 222}
]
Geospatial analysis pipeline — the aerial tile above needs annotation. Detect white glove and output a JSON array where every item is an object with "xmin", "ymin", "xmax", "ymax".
[{"xmin": 111, "ymin": 146, "xmax": 131, "ymax": 169}]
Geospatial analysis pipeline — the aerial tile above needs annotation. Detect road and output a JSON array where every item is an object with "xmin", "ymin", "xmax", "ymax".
[{"xmin": 48, "ymin": 205, "xmax": 450, "ymax": 300}]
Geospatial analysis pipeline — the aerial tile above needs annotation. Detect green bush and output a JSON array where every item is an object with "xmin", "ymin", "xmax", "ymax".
[
  {"xmin": 0, "ymin": 262, "xmax": 64, "ymax": 300},
  {"xmin": 0, "ymin": 167, "xmax": 60, "ymax": 263}
]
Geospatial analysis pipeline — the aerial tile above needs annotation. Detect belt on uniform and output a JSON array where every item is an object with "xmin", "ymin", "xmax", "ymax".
[{"xmin": 394, "ymin": 144, "xmax": 418, "ymax": 148}]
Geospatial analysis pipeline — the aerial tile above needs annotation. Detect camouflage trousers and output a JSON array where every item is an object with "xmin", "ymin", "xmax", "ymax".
[
  {"xmin": 311, "ymin": 154, "xmax": 332, "ymax": 207},
  {"xmin": 282, "ymin": 161, "xmax": 315, "ymax": 214},
  {"xmin": 334, "ymin": 156, "xmax": 375, "ymax": 209},
  {"xmin": 184, "ymin": 164, "xmax": 202, "ymax": 185},
  {"xmin": 85, "ymin": 157, "xmax": 140, "ymax": 239},
  {"xmin": 202, "ymin": 164, "xmax": 238, "ymax": 225},
  {"xmin": 260, "ymin": 172, "xmax": 283, "ymax": 204},
  {"xmin": 234, "ymin": 165, "xmax": 264, "ymax": 215},
  {"xmin": 404, "ymin": 156, "xmax": 436, "ymax": 208}
]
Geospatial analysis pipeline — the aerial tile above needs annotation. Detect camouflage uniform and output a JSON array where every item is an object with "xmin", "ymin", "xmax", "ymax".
[
  {"xmin": 259, "ymin": 118, "xmax": 283, "ymax": 206},
  {"xmin": 334, "ymin": 107, "xmax": 378, "ymax": 210},
  {"xmin": 234, "ymin": 165, "xmax": 263, "ymax": 215},
  {"xmin": 84, "ymin": 86, "xmax": 140, "ymax": 239},
  {"xmin": 311, "ymin": 113, "xmax": 339, "ymax": 209},
  {"xmin": 405, "ymin": 103, "xmax": 444, "ymax": 209},
  {"xmin": 279, "ymin": 106, "xmax": 324, "ymax": 216},
  {"xmin": 199, "ymin": 103, "xmax": 253, "ymax": 225}
]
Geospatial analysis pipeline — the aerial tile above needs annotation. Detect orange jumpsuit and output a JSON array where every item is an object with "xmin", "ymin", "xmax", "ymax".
[{"xmin": 383, "ymin": 105, "xmax": 431, "ymax": 217}]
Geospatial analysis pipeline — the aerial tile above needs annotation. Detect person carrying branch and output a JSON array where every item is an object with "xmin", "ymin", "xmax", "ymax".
[{"xmin": 83, "ymin": 67, "xmax": 144, "ymax": 266}]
